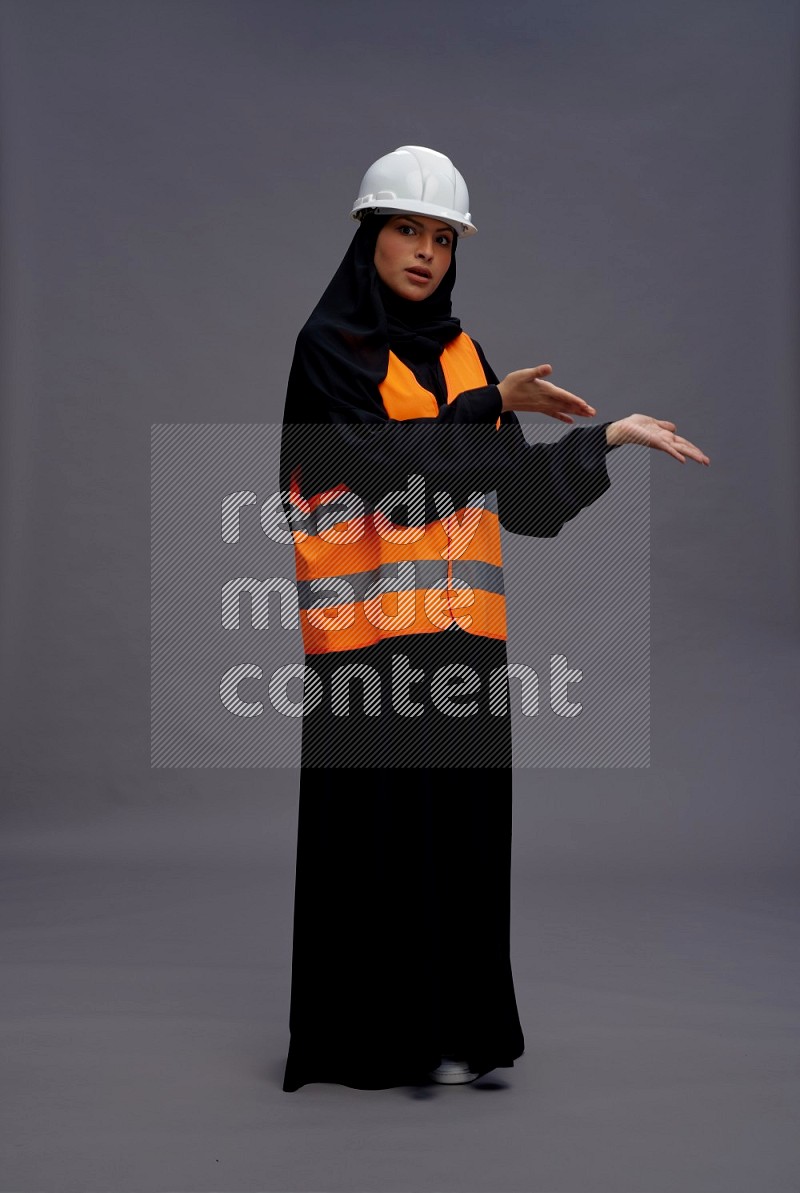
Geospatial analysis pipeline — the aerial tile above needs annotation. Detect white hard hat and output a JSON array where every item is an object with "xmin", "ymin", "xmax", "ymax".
[{"xmin": 351, "ymin": 145, "xmax": 477, "ymax": 236}]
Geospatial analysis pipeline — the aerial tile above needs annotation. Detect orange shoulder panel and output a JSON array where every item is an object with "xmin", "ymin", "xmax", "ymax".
[{"xmin": 379, "ymin": 332, "xmax": 490, "ymax": 421}]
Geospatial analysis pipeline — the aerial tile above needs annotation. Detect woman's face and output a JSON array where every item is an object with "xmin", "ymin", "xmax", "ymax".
[{"xmin": 373, "ymin": 214, "xmax": 454, "ymax": 301}]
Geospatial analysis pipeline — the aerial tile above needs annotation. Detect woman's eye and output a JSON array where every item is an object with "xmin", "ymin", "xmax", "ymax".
[
  {"xmin": 398, "ymin": 224, "xmax": 415, "ymax": 235},
  {"xmin": 437, "ymin": 235, "xmax": 452, "ymax": 247}
]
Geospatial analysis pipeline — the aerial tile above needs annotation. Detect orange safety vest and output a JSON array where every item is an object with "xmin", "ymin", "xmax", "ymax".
[{"xmin": 288, "ymin": 332, "xmax": 506, "ymax": 655}]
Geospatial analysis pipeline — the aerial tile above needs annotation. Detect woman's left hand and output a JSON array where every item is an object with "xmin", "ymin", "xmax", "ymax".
[{"xmin": 606, "ymin": 414, "xmax": 710, "ymax": 465}]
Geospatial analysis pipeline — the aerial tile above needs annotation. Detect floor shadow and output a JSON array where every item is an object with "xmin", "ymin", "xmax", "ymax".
[
  {"xmin": 400, "ymin": 1073, "xmax": 510, "ymax": 1098},
  {"xmin": 403, "ymin": 1082, "xmax": 438, "ymax": 1100}
]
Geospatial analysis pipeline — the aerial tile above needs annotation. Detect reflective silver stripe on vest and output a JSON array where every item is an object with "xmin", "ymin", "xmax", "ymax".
[{"xmin": 298, "ymin": 559, "xmax": 505, "ymax": 609}]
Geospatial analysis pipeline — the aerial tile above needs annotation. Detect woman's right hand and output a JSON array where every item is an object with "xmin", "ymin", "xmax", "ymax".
[{"xmin": 497, "ymin": 364, "xmax": 596, "ymax": 423}]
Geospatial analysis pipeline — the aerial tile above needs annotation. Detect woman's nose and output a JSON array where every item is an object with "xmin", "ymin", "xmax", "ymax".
[{"xmin": 415, "ymin": 239, "xmax": 434, "ymax": 260}]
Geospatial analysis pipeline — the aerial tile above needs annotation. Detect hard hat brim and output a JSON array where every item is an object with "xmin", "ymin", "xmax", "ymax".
[{"xmin": 350, "ymin": 198, "xmax": 477, "ymax": 237}]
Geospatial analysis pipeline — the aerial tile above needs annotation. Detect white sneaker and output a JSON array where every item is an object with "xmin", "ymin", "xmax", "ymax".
[{"xmin": 428, "ymin": 1057, "xmax": 480, "ymax": 1085}]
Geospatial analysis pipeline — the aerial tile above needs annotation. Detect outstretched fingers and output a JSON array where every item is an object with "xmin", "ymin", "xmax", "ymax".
[
  {"xmin": 539, "ymin": 380, "xmax": 596, "ymax": 417},
  {"xmin": 662, "ymin": 432, "xmax": 710, "ymax": 465},
  {"xmin": 675, "ymin": 435, "xmax": 710, "ymax": 464}
]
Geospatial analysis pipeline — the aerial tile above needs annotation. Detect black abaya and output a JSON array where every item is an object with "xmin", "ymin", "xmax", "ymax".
[
  {"xmin": 280, "ymin": 218, "xmax": 616, "ymax": 1091},
  {"xmin": 282, "ymin": 630, "xmax": 521, "ymax": 1092}
]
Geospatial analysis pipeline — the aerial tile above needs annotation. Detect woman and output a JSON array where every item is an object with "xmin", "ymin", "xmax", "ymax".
[{"xmin": 279, "ymin": 145, "xmax": 709, "ymax": 1092}]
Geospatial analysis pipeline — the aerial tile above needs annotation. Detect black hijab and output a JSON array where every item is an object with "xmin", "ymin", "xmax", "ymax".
[
  {"xmin": 278, "ymin": 213, "xmax": 502, "ymax": 506},
  {"xmin": 283, "ymin": 214, "xmax": 461, "ymax": 428}
]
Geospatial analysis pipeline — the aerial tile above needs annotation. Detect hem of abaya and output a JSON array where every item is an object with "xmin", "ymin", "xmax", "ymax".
[{"xmin": 281, "ymin": 1045, "xmax": 525, "ymax": 1092}]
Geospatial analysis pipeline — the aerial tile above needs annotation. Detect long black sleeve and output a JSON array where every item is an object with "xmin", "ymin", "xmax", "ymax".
[
  {"xmin": 469, "ymin": 338, "xmax": 618, "ymax": 537},
  {"xmin": 282, "ymin": 328, "xmax": 617, "ymax": 539}
]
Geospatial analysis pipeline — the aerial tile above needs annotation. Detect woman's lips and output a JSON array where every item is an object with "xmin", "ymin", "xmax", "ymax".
[{"xmin": 405, "ymin": 269, "xmax": 431, "ymax": 283}]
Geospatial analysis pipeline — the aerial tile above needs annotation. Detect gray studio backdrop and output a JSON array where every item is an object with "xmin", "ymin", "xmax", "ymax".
[
  {"xmin": 1, "ymin": 0, "xmax": 796, "ymax": 848},
  {"xmin": 0, "ymin": 2, "xmax": 798, "ymax": 1192}
]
